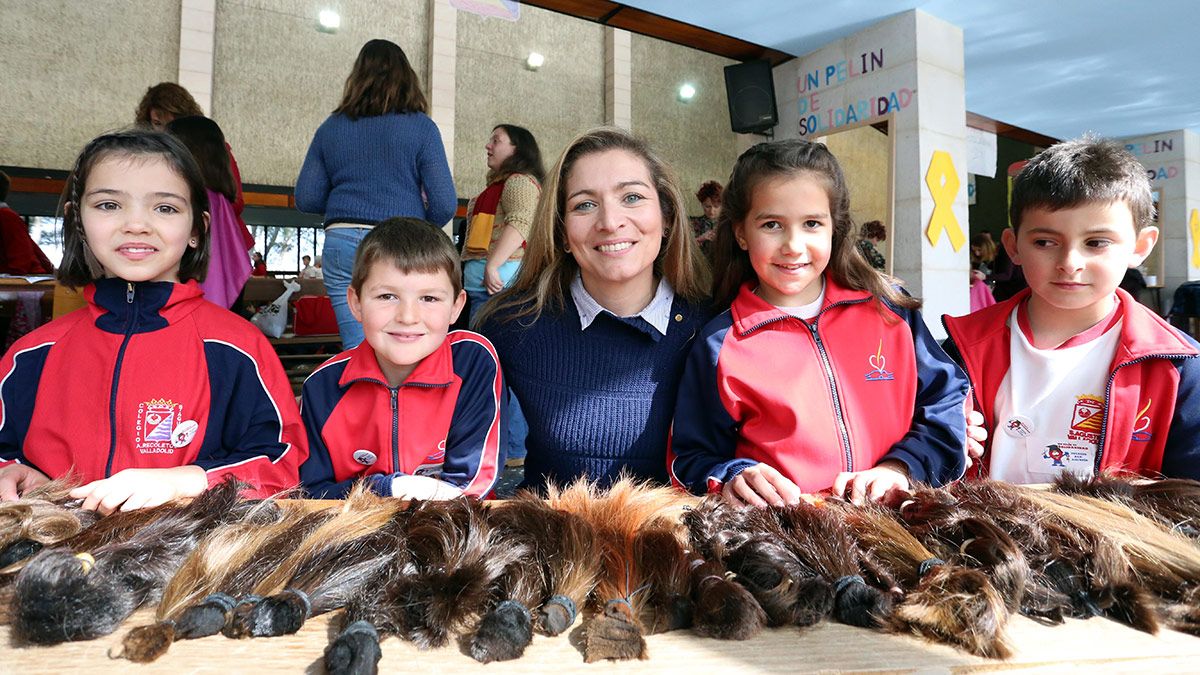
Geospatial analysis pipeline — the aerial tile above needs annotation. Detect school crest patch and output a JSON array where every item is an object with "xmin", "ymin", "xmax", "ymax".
[
  {"xmin": 136, "ymin": 399, "xmax": 183, "ymax": 455},
  {"xmin": 1067, "ymin": 395, "xmax": 1103, "ymax": 443}
]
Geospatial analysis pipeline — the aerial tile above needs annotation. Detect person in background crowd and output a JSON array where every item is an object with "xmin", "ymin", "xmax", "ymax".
[
  {"xmin": 167, "ymin": 116, "xmax": 252, "ymax": 309},
  {"xmin": 857, "ymin": 219, "xmax": 887, "ymax": 271},
  {"xmin": 251, "ymin": 251, "xmax": 267, "ymax": 277},
  {"xmin": 0, "ymin": 170, "xmax": 54, "ymax": 274},
  {"xmin": 462, "ymin": 124, "xmax": 543, "ymax": 465},
  {"xmin": 462, "ymin": 124, "xmax": 544, "ymax": 321},
  {"xmin": 295, "ymin": 38, "xmax": 456, "ymax": 349},
  {"xmin": 969, "ymin": 232, "xmax": 997, "ymax": 312},
  {"xmin": 300, "ymin": 254, "xmax": 318, "ymax": 279},
  {"xmin": 135, "ymin": 82, "xmax": 255, "ymax": 254},
  {"xmin": 691, "ymin": 180, "xmax": 723, "ymax": 252}
]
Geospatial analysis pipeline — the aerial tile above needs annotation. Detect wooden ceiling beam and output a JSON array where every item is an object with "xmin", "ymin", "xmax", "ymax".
[{"xmin": 520, "ymin": 0, "xmax": 792, "ymax": 65}]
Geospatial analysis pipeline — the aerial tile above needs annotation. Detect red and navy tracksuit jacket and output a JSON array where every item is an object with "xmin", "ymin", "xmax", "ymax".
[
  {"xmin": 943, "ymin": 287, "xmax": 1200, "ymax": 479},
  {"xmin": 0, "ymin": 279, "xmax": 305, "ymax": 496},
  {"xmin": 669, "ymin": 278, "xmax": 968, "ymax": 494},
  {"xmin": 298, "ymin": 330, "xmax": 505, "ymax": 499}
]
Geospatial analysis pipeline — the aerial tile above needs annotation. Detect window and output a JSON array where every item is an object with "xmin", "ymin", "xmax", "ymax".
[
  {"xmin": 28, "ymin": 217, "xmax": 64, "ymax": 267},
  {"xmin": 248, "ymin": 226, "xmax": 325, "ymax": 274}
]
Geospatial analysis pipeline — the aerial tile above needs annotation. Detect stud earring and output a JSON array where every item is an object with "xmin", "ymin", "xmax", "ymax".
[{"xmin": 189, "ymin": 238, "xmax": 198, "ymax": 247}]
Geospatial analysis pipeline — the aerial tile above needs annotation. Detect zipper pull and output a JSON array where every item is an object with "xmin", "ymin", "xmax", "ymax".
[{"xmin": 126, "ymin": 282, "xmax": 134, "ymax": 304}]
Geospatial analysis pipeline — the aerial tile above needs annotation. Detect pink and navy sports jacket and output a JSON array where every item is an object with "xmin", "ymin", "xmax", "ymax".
[
  {"xmin": 0, "ymin": 279, "xmax": 305, "ymax": 496},
  {"xmin": 298, "ymin": 330, "xmax": 505, "ymax": 499},
  {"xmin": 669, "ymin": 279, "xmax": 968, "ymax": 494},
  {"xmin": 942, "ymin": 287, "xmax": 1200, "ymax": 480}
]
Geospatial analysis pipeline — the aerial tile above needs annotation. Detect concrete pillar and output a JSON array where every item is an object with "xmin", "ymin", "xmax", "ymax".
[
  {"xmin": 1121, "ymin": 129, "xmax": 1200, "ymax": 306},
  {"xmin": 427, "ymin": 0, "xmax": 457, "ymax": 175},
  {"xmin": 178, "ymin": 0, "xmax": 216, "ymax": 114},
  {"xmin": 605, "ymin": 27, "xmax": 632, "ymax": 130},
  {"xmin": 772, "ymin": 10, "xmax": 969, "ymax": 336}
]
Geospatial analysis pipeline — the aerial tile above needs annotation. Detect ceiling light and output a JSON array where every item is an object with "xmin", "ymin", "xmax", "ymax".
[
  {"xmin": 318, "ymin": 9, "xmax": 340, "ymax": 32},
  {"xmin": 678, "ymin": 83, "xmax": 697, "ymax": 102},
  {"xmin": 526, "ymin": 52, "xmax": 545, "ymax": 71}
]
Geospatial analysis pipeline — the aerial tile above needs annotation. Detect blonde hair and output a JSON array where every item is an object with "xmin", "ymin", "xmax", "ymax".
[{"xmin": 473, "ymin": 127, "xmax": 710, "ymax": 327}]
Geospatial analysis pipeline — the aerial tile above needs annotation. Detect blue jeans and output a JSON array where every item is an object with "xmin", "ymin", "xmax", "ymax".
[
  {"xmin": 463, "ymin": 258, "xmax": 521, "ymax": 325},
  {"xmin": 462, "ymin": 258, "xmax": 527, "ymax": 461},
  {"xmin": 322, "ymin": 227, "xmax": 371, "ymax": 349}
]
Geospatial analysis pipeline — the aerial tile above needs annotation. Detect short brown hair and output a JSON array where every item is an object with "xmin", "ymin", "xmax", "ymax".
[
  {"xmin": 860, "ymin": 220, "xmax": 886, "ymax": 241},
  {"xmin": 696, "ymin": 180, "xmax": 723, "ymax": 204},
  {"xmin": 350, "ymin": 217, "xmax": 462, "ymax": 295},
  {"xmin": 134, "ymin": 83, "xmax": 203, "ymax": 127},
  {"xmin": 58, "ymin": 130, "xmax": 211, "ymax": 288},
  {"xmin": 335, "ymin": 39, "xmax": 428, "ymax": 120},
  {"xmin": 1010, "ymin": 136, "xmax": 1154, "ymax": 232}
]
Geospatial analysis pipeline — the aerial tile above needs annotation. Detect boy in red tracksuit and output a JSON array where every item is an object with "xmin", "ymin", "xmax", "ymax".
[
  {"xmin": 299, "ymin": 218, "xmax": 505, "ymax": 499},
  {"xmin": 943, "ymin": 137, "xmax": 1200, "ymax": 483}
]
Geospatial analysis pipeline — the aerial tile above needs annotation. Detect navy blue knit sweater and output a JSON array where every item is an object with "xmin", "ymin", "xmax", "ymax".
[
  {"xmin": 480, "ymin": 294, "xmax": 710, "ymax": 492},
  {"xmin": 294, "ymin": 112, "xmax": 457, "ymax": 225}
]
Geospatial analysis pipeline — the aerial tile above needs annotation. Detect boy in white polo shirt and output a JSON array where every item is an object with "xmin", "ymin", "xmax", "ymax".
[{"xmin": 943, "ymin": 137, "xmax": 1200, "ymax": 483}]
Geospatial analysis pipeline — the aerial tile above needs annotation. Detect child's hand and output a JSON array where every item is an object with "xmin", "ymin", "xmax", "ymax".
[
  {"xmin": 391, "ymin": 474, "xmax": 464, "ymax": 501},
  {"xmin": 0, "ymin": 464, "xmax": 50, "ymax": 501},
  {"xmin": 721, "ymin": 463, "xmax": 802, "ymax": 508},
  {"xmin": 965, "ymin": 409, "xmax": 987, "ymax": 468},
  {"xmin": 69, "ymin": 466, "xmax": 208, "ymax": 515},
  {"xmin": 832, "ymin": 460, "xmax": 910, "ymax": 505}
]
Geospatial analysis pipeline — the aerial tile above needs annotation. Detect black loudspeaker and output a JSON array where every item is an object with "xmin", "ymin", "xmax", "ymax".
[{"xmin": 724, "ymin": 60, "xmax": 777, "ymax": 134}]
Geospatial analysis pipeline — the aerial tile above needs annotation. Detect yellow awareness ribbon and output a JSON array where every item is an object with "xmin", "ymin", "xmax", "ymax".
[
  {"xmin": 925, "ymin": 150, "xmax": 966, "ymax": 251},
  {"xmin": 1191, "ymin": 208, "xmax": 1200, "ymax": 269}
]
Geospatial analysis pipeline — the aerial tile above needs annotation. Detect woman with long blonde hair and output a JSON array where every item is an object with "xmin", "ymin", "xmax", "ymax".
[{"xmin": 476, "ymin": 126, "xmax": 710, "ymax": 492}]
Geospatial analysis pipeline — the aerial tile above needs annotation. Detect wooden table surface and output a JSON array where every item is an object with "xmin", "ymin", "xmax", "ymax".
[{"xmin": 4, "ymin": 603, "xmax": 1200, "ymax": 673}]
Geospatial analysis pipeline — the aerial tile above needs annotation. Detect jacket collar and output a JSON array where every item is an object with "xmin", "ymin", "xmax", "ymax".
[
  {"xmin": 338, "ymin": 332, "xmax": 455, "ymax": 389},
  {"xmin": 730, "ymin": 276, "xmax": 872, "ymax": 336},
  {"xmin": 944, "ymin": 286, "xmax": 1198, "ymax": 361},
  {"xmin": 86, "ymin": 278, "xmax": 205, "ymax": 334}
]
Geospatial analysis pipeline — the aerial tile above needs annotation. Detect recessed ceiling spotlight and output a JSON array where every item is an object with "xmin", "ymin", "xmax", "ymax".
[
  {"xmin": 526, "ymin": 52, "xmax": 545, "ymax": 71},
  {"xmin": 678, "ymin": 83, "xmax": 697, "ymax": 102},
  {"xmin": 318, "ymin": 9, "xmax": 340, "ymax": 32}
]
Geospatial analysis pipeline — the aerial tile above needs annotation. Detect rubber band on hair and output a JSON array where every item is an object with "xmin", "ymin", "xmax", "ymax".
[
  {"xmin": 833, "ymin": 575, "xmax": 865, "ymax": 595},
  {"xmin": 284, "ymin": 588, "xmax": 312, "ymax": 618},
  {"xmin": 201, "ymin": 593, "xmax": 238, "ymax": 613},
  {"xmin": 341, "ymin": 619, "xmax": 379, "ymax": 639},
  {"xmin": 918, "ymin": 558, "xmax": 945, "ymax": 578},
  {"xmin": 544, "ymin": 594, "xmax": 577, "ymax": 623}
]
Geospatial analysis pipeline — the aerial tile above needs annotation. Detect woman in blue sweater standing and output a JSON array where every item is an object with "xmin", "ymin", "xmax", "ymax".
[
  {"xmin": 476, "ymin": 127, "xmax": 710, "ymax": 492},
  {"xmin": 295, "ymin": 39, "xmax": 456, "ymax": 348}
]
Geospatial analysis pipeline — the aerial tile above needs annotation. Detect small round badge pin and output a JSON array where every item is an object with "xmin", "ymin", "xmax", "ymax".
[{"xmin": 170, "ymin": 420, "xmax": 199, "ymax": 448}]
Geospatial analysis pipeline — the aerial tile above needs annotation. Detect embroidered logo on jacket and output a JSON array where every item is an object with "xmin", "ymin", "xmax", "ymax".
[
  {"xmin": 1132, "ymin": 398, "xmax": 1153, "ymax": 442},
  {"xmin": 136, "ymin": 399, "xmax": 183, "ymax": 455},
  {"xmin": 414, "ymin": 440, "xmax": 447, "ymax": 477},
  {"xmin": 1067, "ymin": 395, "xmax": 1103, "ymax": 443},
  {"xmin": 864, "ymin": 340, "xmax": 894, "ymax": 381}
]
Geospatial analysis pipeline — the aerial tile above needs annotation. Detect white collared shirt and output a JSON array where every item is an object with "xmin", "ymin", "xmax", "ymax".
[{"xmin": 570, "ymin": 274, "xmax": 675, "ymax": 336}]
